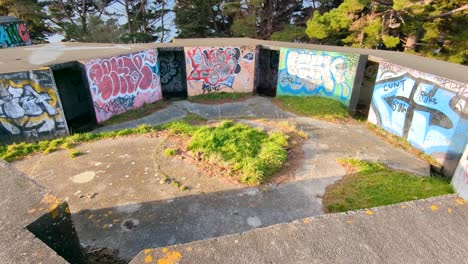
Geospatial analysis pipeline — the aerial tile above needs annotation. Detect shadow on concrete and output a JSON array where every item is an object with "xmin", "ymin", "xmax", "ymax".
[
  {"xmin": 27, "ymin": 202, "xmax": 86, "ymax": 264},
  {"xmin": 71, "ymin": 175, "xmax": 339, "ymax": 261}
]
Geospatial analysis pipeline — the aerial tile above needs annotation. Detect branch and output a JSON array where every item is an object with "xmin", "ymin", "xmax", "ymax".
[{"xmin": 427, "ymin": 4, "xmax": 468, "ymax": 20}]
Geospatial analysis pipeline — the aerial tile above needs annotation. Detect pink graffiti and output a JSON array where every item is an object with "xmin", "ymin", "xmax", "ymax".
[
  {"xmin": 17, "ymin": 23, "xmax": 30, "ymax": 42},
  {"xmin": 186, "ymin": 48, "xmax": 241, "ymax": 85},
  {"xmin": 87, "ymin": 51, "xmax": 157, "ymax": 101}
]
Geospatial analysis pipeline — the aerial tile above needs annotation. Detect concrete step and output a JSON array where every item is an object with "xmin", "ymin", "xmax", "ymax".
[{"xmin": 130, "ymin": 194, "xmax": 468, "ymax": 264}]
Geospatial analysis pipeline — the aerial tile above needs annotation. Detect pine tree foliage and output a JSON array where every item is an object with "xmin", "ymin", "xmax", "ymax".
[
  {"xmin": 0, "ymin": 0, "xmax": 52, "ymax": 43},
  {"xmin": 305, "ymin": 0, "xmax": 468, "ymax": 64}
]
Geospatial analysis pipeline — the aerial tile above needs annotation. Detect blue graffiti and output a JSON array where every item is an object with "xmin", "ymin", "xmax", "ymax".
[
  {"xmin": 276, "ymin": 48, "xmax": 359, "ymax": 106},
  {"xmin": 370, "ymin": 72, "xmax": 468, "ymax": 157}
]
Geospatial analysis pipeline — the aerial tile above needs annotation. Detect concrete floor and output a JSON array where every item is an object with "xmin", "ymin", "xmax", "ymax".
[{"xmin": 13, "ymin": 97, "xmax": 430, "ymax": 261}]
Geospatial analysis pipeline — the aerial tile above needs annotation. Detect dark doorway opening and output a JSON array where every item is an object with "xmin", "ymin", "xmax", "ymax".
[
  {"xmin": 256, "ymin": 48, "xmax": 279, "ymax": 97},
  {"xmin": 51, "ymin": 62, "xmax": 97, "ymax": 133},
  {"xmin": 356, "ymin": 61, "xmax": 379, "ymax": 118},
  {"xmin": 158, "ymin": 48, "xmax": 188, "ymax": 100}
]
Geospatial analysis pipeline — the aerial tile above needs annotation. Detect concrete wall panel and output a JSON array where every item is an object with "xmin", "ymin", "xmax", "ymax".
[
  {"xmin": 85, "ymin": 50, "xmax": 162, "ymax": 123},
  {"xmin": 0, "ymin": 69, "xmax": 68, "ymax": 141},
  {"xmin": 452, "ymin": 145, "xmax": 468, "ymax": 199},
  {"xmin": 276, "ymin": 48, "xmax": 362, "ymax": 107},
  {"xmin": 368, "ymin": 61, "xmax": 468, "ymax": 176},
  {"xmin": 184, "ymin": 46, "xmax": 256, "ymax": 96}
]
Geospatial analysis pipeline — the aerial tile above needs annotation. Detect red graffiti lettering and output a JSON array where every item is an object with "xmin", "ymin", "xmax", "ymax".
[
  {"xmin": 87, "ymin": 52, "xmax": 157, "ymax": 101},
  {"xmin": 186, "ymin": 48, "xmax": 241, "ymax": 86}
]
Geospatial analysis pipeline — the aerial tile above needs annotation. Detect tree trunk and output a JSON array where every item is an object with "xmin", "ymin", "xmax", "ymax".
[{"xmin": 404, "ymin": 34, "xmax": 418, "ymax": 52}]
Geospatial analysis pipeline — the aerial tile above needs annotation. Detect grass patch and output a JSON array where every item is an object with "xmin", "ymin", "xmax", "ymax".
[
  {"xmin": 2, "ymin": 118, "xmax": 291, "ymax": 186},
  {"xmin": 164, "ymin": 148, "xmax": 177, "ymax": 157},
  {"xmin": 68, "ymin": 149, "xmax": 83, "ymax": 158},
  {"xmin": 0, "ymin": 124, "xmax": 156, "ymax": 162},
  {"xmin": 366, "ymin": 123, "xmax": 440, "ymax": 167},
  {"xmin": 102, "ymin": 101, "xmax": 168, "ymax": 126},
  {"xmin": 323, "ymin": 158, "xmax": 453, "ymax": 213},
  {"xmin": 188, "ymin": 92, "xmax": 252, "ymax": 103},
  {"xmin": 188, "ymin": 120, "xmax": 289, "ymax": 184},
  {"xmin": 273, "ymin": 96, "xmax": 350, "ymax": 121}
]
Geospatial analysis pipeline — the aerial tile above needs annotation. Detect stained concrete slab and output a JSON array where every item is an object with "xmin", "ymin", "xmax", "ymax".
[
  {"xmin": 13, "ymin": 97, "xmax": 430, "ymax": 261},
  {"xmin": 130, "ymin": 195, "xmax": 468, "ymax": 264}
]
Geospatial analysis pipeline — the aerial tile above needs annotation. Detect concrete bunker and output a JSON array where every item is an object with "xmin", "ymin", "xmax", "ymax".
[
  {"xmin": 158, "ymin": 47, "xmax": 188, "ymax": 99},
  {"xmin": 256, "ymin": 47, "xmax": 279, "ymax": 97},
  {"xmin": 51, "ymin": 62, "xmax": 97, "ymax": 133}
]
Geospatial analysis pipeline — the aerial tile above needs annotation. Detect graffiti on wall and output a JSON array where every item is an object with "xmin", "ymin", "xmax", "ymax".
[
  {"xmin": 276, "ymin": 48, "xmax": 360, "ymax": 106},
  {"xmin": 85, "ymin": 50, "xmax": 162, "ymax": 123},
  {"xmin": 452, "ymin": 145, "xmax": 468, "ymax": 199},
  {"xmin": 158, "ymin": 51, "xmax": 186, "ymax": 94},
  {"xmin": 0, "ymin": 70, "xmax": 67, "ymax": 139},
  {"xmin": 368, "ymin": 62, "xmax": 468, "ymax": 168},
  {"xmin": 185, "ymin": 47, "xmax": 255, "ymax": 96},
  {"xmin": 0, "ymin": 22, "xmax": 31, "ymax": 48}
]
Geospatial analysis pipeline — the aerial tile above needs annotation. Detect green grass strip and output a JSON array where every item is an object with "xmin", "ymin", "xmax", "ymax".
[
  {"xmin": 323, "ymin": 158, "xmax": 453, "ymax": 213},
  {"xmin": 273, "ymin": 96, "xmax": 350, "ymax": 121}
]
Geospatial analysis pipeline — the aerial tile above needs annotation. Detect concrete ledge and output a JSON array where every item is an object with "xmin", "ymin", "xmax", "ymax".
[
  {"xmin": 130, "ymin": 194, "xmax": 468, "ymax": 264},
  {"xmin": 0, "ymin": 160, "xmax": 84, "ymax": 264}
]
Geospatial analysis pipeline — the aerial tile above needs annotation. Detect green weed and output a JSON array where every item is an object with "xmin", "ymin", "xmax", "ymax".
[
  {"xmin": 164, "ymin": 148, "xmax": 177, "ymax": 157},
  {"xmin": 323, "ymin": 158, "xmax": 453, "ymax": 213}
]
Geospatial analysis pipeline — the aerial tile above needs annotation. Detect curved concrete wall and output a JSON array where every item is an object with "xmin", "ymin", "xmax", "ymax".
[{"xmin": 0, "ymin": 40, "xmax": 466, "ymax": 179}]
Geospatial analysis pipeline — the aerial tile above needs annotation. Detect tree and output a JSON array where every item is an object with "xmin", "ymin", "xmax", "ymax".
[
  {"xmin": 223, "ymin": 0, "xmax": 303, "ymax": 39},
  {"xmin": 85, "ymin": 15, "xmax": 124, "ymax": 43},
  {"xmin": 46, "ymin": 0, "xmax": 116, "ymax": 41},
  {"xmin": 117, "ymin": 0, "xmax": 172, "ymax": 43},
  {"xmin": 174, "ymin": 0, "xmax": 231, "ymax": 38},
  {"xmin": 0, "ymin": 0, "xmax": 53, "ymax": 43},
  {"xmin": 305, "ymin": 0, "xmax": 468, "ymax": 64}
]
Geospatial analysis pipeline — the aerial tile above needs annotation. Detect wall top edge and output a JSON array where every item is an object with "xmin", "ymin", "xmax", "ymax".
[{"xmin": 0, "ymin": 39, "xmax": 466, "ymax": 84}]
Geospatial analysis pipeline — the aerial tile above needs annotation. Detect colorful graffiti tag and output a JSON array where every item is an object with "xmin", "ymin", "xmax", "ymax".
[
  {"xmin": 368, "ymin": 62, "xmax": 468, "ymax": 174},
  {"xmin": 85, "ymin": 50, "xmax": 162, "ymax": 123},
  {"xmin": 451, "ymin": 145, "xmax": 468, "ymax": 199},
  {"xmin": 184, "ymin": 47, "xmax": 256, "ymax": 96},
  {"xmin": 276, "ymin": 48, "xmax": 361, "ymax": 106},
  {"xmin": 0, "ymin": 70, "xmax": 67, "ymax": 140},
  {"xmin": 0, "ymin": 22, "xmax": 31, "ymax": 48}
]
